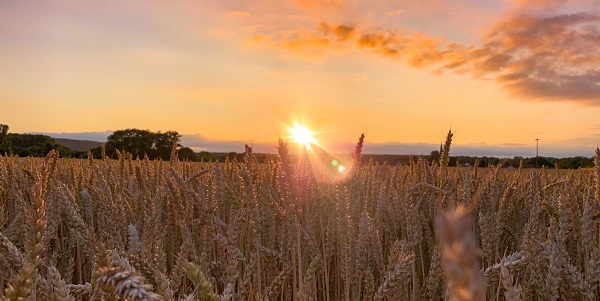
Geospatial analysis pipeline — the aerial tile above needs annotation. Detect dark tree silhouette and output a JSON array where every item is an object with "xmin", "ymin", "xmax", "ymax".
[
  {"xmin": 0, "ymin": 124, "xmax": 11, "ymax": 155},
  {"xmin": 106, "ymin": 129, "xmax": 182, "ymax": 160},
  {"xmin": 177, "ymin": 147, "xmax": 197, "ymax": 161}
]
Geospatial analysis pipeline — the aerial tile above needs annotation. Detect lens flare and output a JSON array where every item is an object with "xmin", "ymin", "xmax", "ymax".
[
  {"xmin": 289, "ymin": 123, "xmax": 316, "ymax": 146},
  {"xmin": 280, "ymin": 119, "xmax": 360, "ymax": 184}
]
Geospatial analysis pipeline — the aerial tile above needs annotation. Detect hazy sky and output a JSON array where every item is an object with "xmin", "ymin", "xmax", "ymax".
[{"xmin": 1, "ymin": 0, "xmax": 600, "ymax": 157}]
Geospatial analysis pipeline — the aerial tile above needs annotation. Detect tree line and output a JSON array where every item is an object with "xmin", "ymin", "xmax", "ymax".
[
  {"xmin": 0, "ymin": 123, "xmax": 597, "ymax": 168},
  {"xmin": 0, "ymin": 125, "xmax": 197, "ymax": 161},
  {"xmin": 1, "ymin": 124, "xmax": 80, "ymax": 157}
]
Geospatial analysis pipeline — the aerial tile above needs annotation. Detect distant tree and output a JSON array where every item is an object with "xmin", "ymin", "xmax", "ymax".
[
  {"xmin": 8, "ymin": 133, "xmax": 60, "ymax": 157},
  {"xmin": 198, "ymin": 151, "xmax": 218, "ymax": 162},
  {"xmin": 0, "ymin": 124, "xmax": 11, "ymax": 155},
  {"xmin": 90, "ymin": 146, "xmax": 103, "ymax": 159},
  {"xmin": 106, "ymin": 129, "xmax": 182, "ymax": 160},
  {"xmin": 524, "ymin": 156, "xmax": 556, "ymax": 168},
  {"xmin": 227, "ymin": 152, "xmax": 240, "ymax": 161},
  {"xmin": 557, "ymin": 156, "xmax": 593, "ymax": 169},
  {"xmin": 59, "ymin": 148, "xmax": 87, "ymax": 159},
  {"xmin": 429, "ymin": 150, "xmax": 440, "ymax": 163},
  {"xmin": 177, "ymin": 147, "xmax": 196, "ymax": 161},
  {"xmin": 154, "ymin": 131, "xmax": 182, "ymax": 160},
  {"xmin": 107, "ymin": 129, "xmax": 154, "ymax": 159}
]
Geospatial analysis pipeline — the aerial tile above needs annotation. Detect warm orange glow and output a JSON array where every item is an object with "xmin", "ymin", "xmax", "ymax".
[
  {"xmin": 1, "ymin": 2, "xmax": 598, "ymax": 157},
  {"xmin": 289, "ymin": 123, "xmax": 316, "ymax": 146}
]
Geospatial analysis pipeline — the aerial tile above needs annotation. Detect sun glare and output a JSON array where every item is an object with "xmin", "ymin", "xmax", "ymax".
[{"xmin": 289, "ymin": 123, "xmax": 316, "ymax": 146}]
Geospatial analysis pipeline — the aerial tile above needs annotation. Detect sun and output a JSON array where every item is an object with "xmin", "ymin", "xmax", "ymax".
[{"xmin": 289, "ymin": 123, "xmax": 316, "ymax": 146}]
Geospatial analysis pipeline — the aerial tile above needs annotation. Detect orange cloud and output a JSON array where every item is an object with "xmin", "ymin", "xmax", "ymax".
[
  {"xmin": 318, "ymin": 22, "xmax": 355, "ymax": 41},
  {"xmin": 246, "ymin": 29, "xmax": 337, "ymax": 59},
  {"xmin": 235, "ymin": 0, "xmax": 600, "ymax": 103},
  {"xmin": 459, "ymin": 12, "xmax": 600, "ymax": 102},
  {"xmin": 283, "ymin": 37, "xmax": 331, "ymax": 55},
  {"xmin": 250, "ymin": 7, "xmax": 600, "ymax": 103}
]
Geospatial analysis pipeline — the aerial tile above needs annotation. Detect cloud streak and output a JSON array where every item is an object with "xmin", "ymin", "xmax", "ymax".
[{"xmin": 246, "ymin": 1, "xmax": 600, "ymax": 104}]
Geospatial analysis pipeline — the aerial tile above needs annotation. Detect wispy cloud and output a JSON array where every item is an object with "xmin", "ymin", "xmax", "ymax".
[{"xmin": 246, "ymin": 29, "xmax": 337, "ymax": 59}]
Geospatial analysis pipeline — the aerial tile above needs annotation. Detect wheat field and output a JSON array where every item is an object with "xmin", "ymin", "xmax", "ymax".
[{"xmin": 1, "ymin": 134, "xmax": 600, "ymax": 301}]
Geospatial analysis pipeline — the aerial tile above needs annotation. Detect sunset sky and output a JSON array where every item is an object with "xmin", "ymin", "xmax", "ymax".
[{"xmin": 1, "ymin": 0, "xmax": 600, "ymax": 157}]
